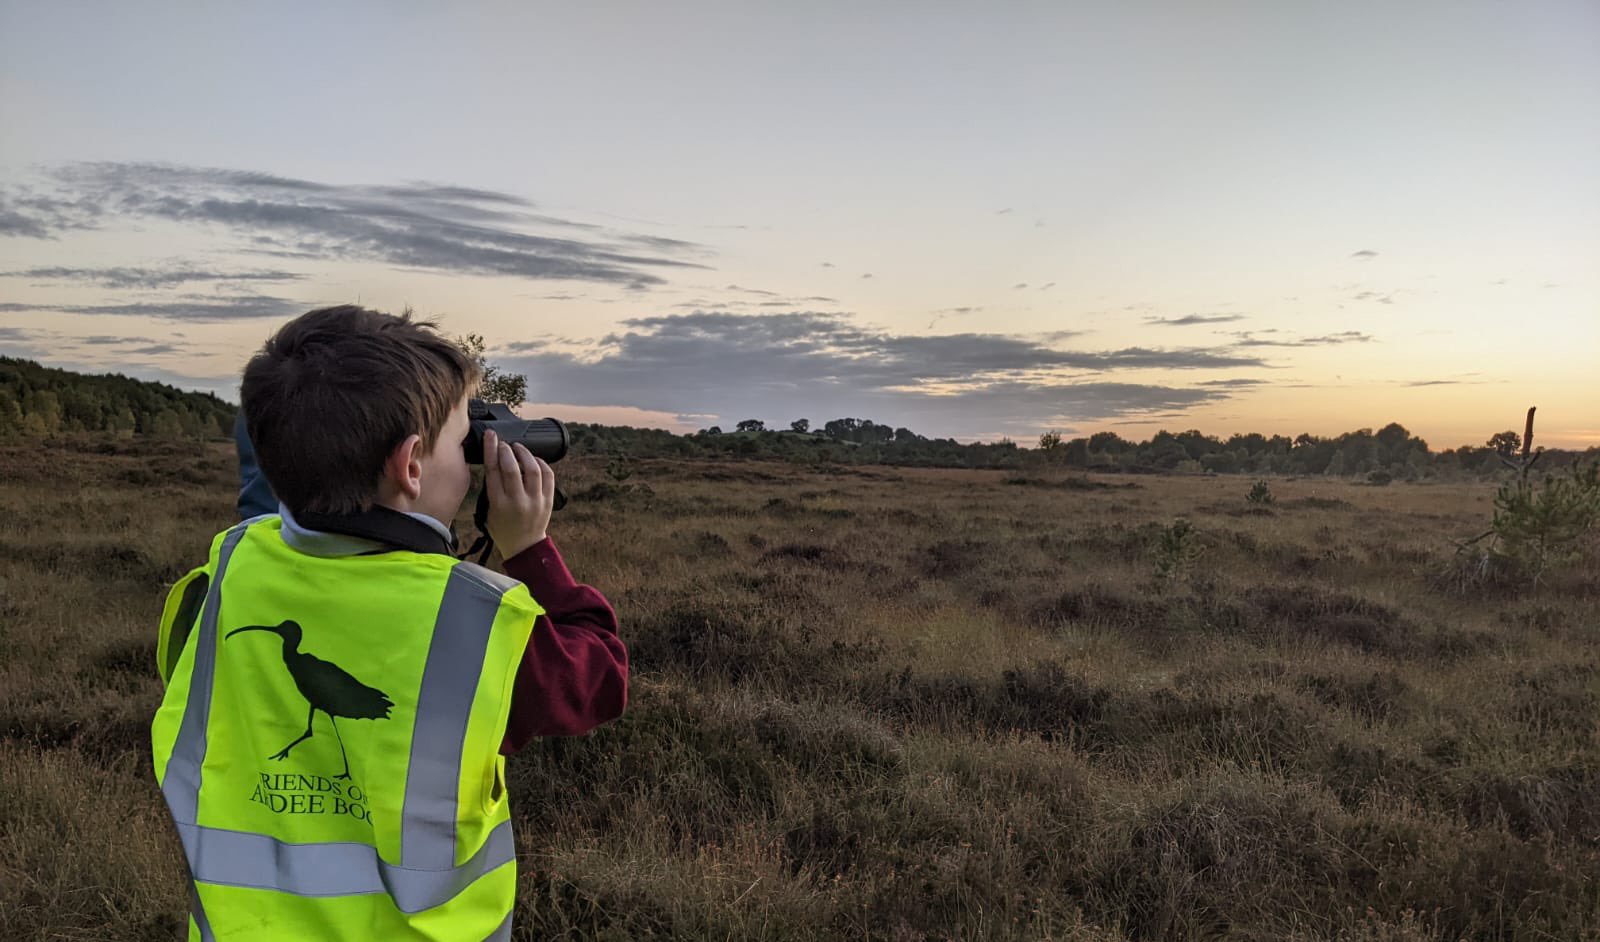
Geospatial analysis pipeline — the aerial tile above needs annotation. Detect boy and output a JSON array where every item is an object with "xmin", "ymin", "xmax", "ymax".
[{"xmin": 151, "ymin": 305, "xmax": 628, "ymax": 940}]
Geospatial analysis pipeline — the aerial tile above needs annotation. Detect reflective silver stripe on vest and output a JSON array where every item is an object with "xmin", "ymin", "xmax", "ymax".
[
  {"xmin": 162, "ymin": 530, "xmax": 519, "ymax": 913},
  {"xmin": 191, "ymin": 882, "xmax": 217, "ymax": 942},
  {"xmin": 163, "ymin": 523, "xmax": 250, "ymax": 823},
  {"xmin": 401, "ymin": 563, "xmax": 519, "ymax": 868},
  {"xmin": 174, "ymin": 818, "xmax": 515, "ymax": 914}
]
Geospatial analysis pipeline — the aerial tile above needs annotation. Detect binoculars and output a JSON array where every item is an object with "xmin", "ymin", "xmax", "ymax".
[
  {"xmin": 457, "ymin": 401, "xmax": 567, "ymax": 566},
  {"xmin": 463, "ymin": 399, "xmax": 569, "ymax": 466}
]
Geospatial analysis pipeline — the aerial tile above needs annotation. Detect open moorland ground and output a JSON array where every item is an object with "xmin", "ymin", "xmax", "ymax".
[{"xmin": 1, "ymin": 437, "xmax": 1597, "ymax": 941}]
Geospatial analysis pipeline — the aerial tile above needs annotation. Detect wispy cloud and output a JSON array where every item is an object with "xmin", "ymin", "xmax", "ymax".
[
  {"xmin": 0, "ymin": 326, "xmax": 52, "ymax": 360},
  {"xmin": 0, "ymin": 264, "xmax": 305, "ymax": 289},
  {"xmin": 0, "ymin": 191, "xmax": 104, "ymax": 239},
  {"xmin": 1351, "ymin": 249, "xmax": 1378, "ymax": 258},
  {"xmin": 0, "ymin": 162, "xmax": 710, "ymax": 288},
  {"xmin": 1398, "ymin": 376, "xmax": 1497, "ymax": 387},
  {"xmin": 927, "ymin": 305, "xmax": 983, "ymax": 330},
  {"xmin": 1230, "ymin": 330, "xmax": 1373, "ymax": 348},
  {"xmin": 1, "ymin": 327, "xmax": 197, "ymax": 375},
  {"xmin": 1, "ymin": 206, "xmax": 55, "ymax": 239},
  {"xmin": 495, "ymin": 311, "xmax": 1263, "ymax": 438},
  {"xmin": 77, "ymin": 334, "xmax": 162, "ymax": 345},
  {"xmin": 0, "ymin": 294, "xmax": 305, "ymax": 322},
  {"xmin": 754, "ymin": 297, "xmax": 840, "ymax": 309},
  {"xmin": 1145, "ymin": 313, "xmax": 1246, "ymax": 327}
]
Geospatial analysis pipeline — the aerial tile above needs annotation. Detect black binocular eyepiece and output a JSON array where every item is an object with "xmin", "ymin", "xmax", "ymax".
[{"xmin": 463, "ymin": 399, "xmax": 569, "ymax": 465}]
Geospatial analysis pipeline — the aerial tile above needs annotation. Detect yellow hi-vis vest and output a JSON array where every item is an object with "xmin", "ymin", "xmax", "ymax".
[{"xmin": 151, "ymin": 514, "xmax": 543, "ymax": 941}]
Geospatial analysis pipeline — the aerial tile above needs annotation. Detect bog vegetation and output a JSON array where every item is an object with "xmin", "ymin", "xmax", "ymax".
[{"xmin": 3, "ymin": 418, "xmax": 1599, "ymax": 940}]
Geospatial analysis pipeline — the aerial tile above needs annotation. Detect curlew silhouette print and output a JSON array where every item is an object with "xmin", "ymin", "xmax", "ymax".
[{"xmin": 225, "ymin": 619, "xmax": 393, "ymax": 780}]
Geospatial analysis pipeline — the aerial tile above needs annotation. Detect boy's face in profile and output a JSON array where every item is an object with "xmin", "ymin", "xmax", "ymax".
[{"xmin": 402, "ymin": 392, "xmax": 474, "ymax": 528}]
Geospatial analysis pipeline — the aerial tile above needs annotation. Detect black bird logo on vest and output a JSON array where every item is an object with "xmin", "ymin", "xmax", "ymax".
[{"xmin": 225, "ymin": 620, "xmax": 393, "ymax": 780}]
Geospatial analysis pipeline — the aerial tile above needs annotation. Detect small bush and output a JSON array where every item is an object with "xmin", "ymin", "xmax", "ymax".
[
  {"xmin": 1284, "ymin": 496, "xmax": 1355, "ymax": 511},
  {"xmin": 1152, "ymin": 518, "xmax": 1204, "ymax": 581},
  {"xmin": 686, "ymin": 530, "xmax": 731, "ymax": 556},
  {"xmin": 1489, "ymin": 460, "xmax": 1600, "ymax": 586},
  {"xmin": 573, "ymin": 481, "xmax": 655, "ymax": 502},
  {"xmin": 758, "ymin": 543, "xmax": 867, "ymax": 572},
  {"xmin": 1003, "ymin": 475, "xmax": 1136, "ymax": 491},
  {"xmin": 1299, "ymin": 671, "xmax": 1411, "ymax": 722},
  {"xmin": 605, "ymin": 453, "xmax": 635, "ymax": 482},
  {"xmin": 1247, "ymin": 479, "xmax": 1275, "ymax": 504},
  {"xmin": 1030, "ymin": 583, "xmax": 1172, "ymax": 634},
  {"xmin": 861, "ymin": 660, "xmax": 1112, "ymax": 741}
]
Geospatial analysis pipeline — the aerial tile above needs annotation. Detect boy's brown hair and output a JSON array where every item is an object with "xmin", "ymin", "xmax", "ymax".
[{"xmin": 241, "ymin": 304, "xmax": 483, "ymax": 516}]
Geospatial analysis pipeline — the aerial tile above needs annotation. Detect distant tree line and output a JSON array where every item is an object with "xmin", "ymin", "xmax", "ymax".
[
  {"xmin": 1035, "ymin": 423, "xmax": 1599, "ymax": 480},
  {"xmin": 565, "ymin": 417, "xmax": 1024, "ymax": 470},
  {"xmin": 0, "ymin": 356, "xmax": 235, "ymax": 441},
  {"xmin": 4, "ymin": 357, "xmax": 1593, "ymax": 480},
  {"xmin": 572, "ymin": 416, "xmax": 1599, "ymax": 480}
]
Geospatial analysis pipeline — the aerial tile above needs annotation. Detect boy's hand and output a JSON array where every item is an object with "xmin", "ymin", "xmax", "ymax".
[{"xmin": 482, "ymin": 428, "xmax": 554, "ymax": 560}]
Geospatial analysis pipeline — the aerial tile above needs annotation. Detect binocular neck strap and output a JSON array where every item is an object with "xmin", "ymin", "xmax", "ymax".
[
  {"xmin": 456, "ymin": 488, "xmax": 497, "ymax": 566},
  {"xmin": 454, "ymin": 483, "xmax": 565, "ymax": 567}
]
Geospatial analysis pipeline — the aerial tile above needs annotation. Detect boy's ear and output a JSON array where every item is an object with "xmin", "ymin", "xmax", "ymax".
[{"xmin": 384, "ymin": 433, "xmax": 425, "ymax": 500}]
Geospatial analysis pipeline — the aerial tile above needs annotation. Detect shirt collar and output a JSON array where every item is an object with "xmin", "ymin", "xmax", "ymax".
[{"xmin": 278, "ymin": 502, "xmax": 458, "ymax": 558}]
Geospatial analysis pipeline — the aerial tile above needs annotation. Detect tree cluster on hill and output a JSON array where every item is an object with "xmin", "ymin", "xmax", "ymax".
[
  {"xmin": 1054, "ymin": 424, "xmax": 1437, "ymax": 477},
  {"xmin": 0, "ymin": 356, "xmax": 235, "ymax": 441},
  {"xmin": 562, "ymin": 417, "xmax": 1021, "ymax": 469}
]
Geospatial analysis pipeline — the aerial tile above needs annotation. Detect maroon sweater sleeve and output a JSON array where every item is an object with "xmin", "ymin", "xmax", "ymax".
[{"xmin": 497, "ymin": 536, "xmax": 629, "ymax": 754}]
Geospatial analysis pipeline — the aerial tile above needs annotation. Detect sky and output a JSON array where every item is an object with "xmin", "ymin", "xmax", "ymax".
[{"xmin": 1, "ymin": 1, "xmax": 1596, "ymax": 448}]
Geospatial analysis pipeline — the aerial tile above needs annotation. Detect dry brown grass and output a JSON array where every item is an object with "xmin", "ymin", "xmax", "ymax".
[{"xmin": 2, "ymin": 439, "xmax": 1598, "ymax": 940}]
